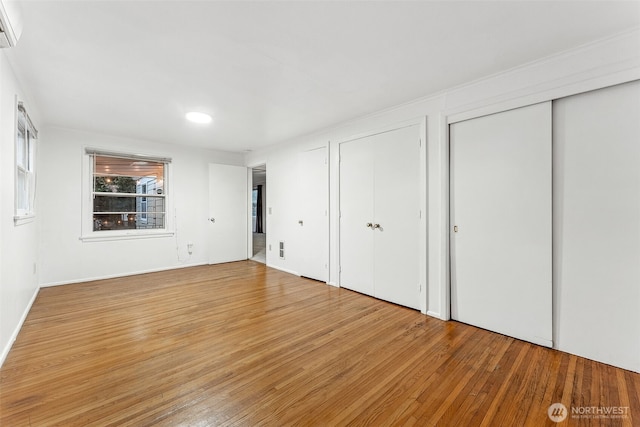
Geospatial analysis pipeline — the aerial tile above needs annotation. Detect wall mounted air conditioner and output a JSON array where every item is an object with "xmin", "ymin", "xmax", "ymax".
[{"xmin": 0, "ymin": 0, "xmax": 22, "ymax": 48}]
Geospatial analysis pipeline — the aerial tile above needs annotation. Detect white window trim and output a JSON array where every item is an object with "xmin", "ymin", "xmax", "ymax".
[
  {"xmin": 14, "ymin": 98, "xmax": 38, "ymax": 226},
  {"xmin": 14, "ymin": 214, "xmax": 36, "ymax": 226},
  {"xmin": 80, "ymin": 148, "xmax": 174, "ymax": 242}
]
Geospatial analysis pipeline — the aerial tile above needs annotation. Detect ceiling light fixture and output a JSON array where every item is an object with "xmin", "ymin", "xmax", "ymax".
[{"xmin": 186, "ymin": 111, "xmax": 212, "ymax": 124}]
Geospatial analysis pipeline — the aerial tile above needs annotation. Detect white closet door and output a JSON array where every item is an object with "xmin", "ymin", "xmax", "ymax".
[
  {"xmin": 450, "ymin": 102, "xmax": 552, "ymax": 347},
  {"xmin": 554, "ymin": 81, "xmax": 640, "ymax": 372},
  {"xmin": 208, "ymin": 163, "xmax": 248, "ymax": 264},
  {"xmin": 297, "ymin": 147, "xmax": 329, "ymax": 282},
  {"xmin": 340, "ymin": 138, "xmax": 375, "ymax": 296},
  {"xmin": 373, "ymin": 126, "xmax": 420, "ymax": 309}
]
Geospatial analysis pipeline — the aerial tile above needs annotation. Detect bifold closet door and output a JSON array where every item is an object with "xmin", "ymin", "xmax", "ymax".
[
  {"xmin": 340, "ymin": 126, "xmax": 420, "ymax": 309},
  {"xmin": 373, "ymin": 126, "xmax": 419, "ymax": 309},
  {"xmin": 340, "ymin": 137, "xmax": 375, "ymax": 296},
  {"xmin": 450, "ymin": 102, "xmax": 552, "ymax": 347}
]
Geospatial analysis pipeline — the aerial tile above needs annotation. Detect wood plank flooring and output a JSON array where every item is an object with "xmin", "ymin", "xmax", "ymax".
[{"xmin": 1, "ymin": 261, "xmax": 638, "ymax": 426}]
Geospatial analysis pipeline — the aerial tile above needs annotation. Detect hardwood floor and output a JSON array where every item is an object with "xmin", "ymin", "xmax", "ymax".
[{"xmin": 1, "ymin": 261, "xmax": 638, "ymax": 426}]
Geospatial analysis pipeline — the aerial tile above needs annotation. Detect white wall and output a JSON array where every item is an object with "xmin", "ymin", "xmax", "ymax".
[
  {"xmin": 246, "ymin": 29, "xmax": 640, "ymax": 370},
  {"xmin": 0, "ymin": 51, "xmax": 40, "ymax": 365},
  {"xmin": 37, "ymin": 127, "xmax": 244, "ymax": 286}
]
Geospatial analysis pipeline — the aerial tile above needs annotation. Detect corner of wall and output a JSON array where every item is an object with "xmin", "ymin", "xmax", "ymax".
[{"xmin": 0, "ymin": 286, "xmax": 38, "ymax": 367}]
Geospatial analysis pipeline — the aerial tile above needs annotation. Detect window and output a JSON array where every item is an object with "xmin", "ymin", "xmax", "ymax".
[
  {"xmin": 15, "ymin": 101, "xmax": 38, "ymax": 223},
  {"xmin": 84, "ymin": 149, "xmax": 171, "ymax": 239}
]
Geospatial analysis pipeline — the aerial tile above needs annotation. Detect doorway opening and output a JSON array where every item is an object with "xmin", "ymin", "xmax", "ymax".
[{"xmin": 251, "ymin": 165, "xmax": 267, "ymax": 263}]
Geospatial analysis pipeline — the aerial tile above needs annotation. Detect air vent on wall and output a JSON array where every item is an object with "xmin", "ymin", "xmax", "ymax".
[{"xmin": 279, "ymin": 241, "xmax": 285, "ymax": 259}]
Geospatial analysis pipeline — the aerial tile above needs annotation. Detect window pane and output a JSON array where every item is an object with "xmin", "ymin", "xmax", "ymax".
[
  {"xmin": 137, "ymin": 212, "xmax": 165, "ymax": 229},
  {"xmin": 94, "ymin": 156, "xmax": 164, "ymax": 194},
  {"xmin": 93, "ymin": 214, "xmax": 138, "ymax": 231},
  {"xmin": 92, "ymin": 213, "xmax": 166, "ymax": 231},
  {"xmin": 93, "ymin": 195, "xmax": 137, "ymax": 213},
  {"xmin": 91, "ymin": 154, "xmax": 167, "ymax": 232},
  {"xmin": 16, "ymin": 127, "xmax": 26, "ymax": 169},
  {"xmin": 15, "ymin": 105, "xmax": 36, "ymax": 218},
  {"xmin": 17, "ymin": 170, "xmax": 28, "ymax": 210},
  {"xmin": 94, "ymin": 176, "xmax": 137, "ymax": 193},
  {"xmin": 92, "ymin": 195, "xmax": 165, "ymax": 231}
]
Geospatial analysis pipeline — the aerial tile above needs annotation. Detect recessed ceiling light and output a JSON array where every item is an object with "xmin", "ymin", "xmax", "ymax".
[{"xmin": 185, "ymin": 111, "xmax": 212, "ymax": 124}]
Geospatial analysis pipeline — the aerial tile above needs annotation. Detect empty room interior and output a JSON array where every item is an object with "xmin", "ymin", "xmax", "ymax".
[{"xmin": 1, "ymin": 1, "xmax": 639, "ymax": 425}]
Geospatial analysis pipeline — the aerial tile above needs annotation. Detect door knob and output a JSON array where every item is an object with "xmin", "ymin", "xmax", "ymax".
[
  {"xmin": 373, "ymin": 223, "xmax": 381, "ymax": 229},
  {"xmin": 298, "ymin": 220, "xmax": 304, "ymax": 226},
  {"xmin": 366, "ymin": 222, "xmax": 373, "ymax": 228},
  {"xmin": 209, "ymin": 218, "xmax": 216, "ymax": 223}
]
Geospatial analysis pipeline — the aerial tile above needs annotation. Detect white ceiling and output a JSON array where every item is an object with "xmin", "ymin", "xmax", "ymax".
[{"xmin": 5, "ymin": 1, "xmax": 640, "ymax": 153}]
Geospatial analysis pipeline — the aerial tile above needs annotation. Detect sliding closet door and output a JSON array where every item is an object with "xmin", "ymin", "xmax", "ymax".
[
  {"xmin": 450, "ymin": 102, "xmax": 552, "ymax": 347},
  {"xmin": 554, "ymin": 81, "xmax": 640, "ymax": 372}
]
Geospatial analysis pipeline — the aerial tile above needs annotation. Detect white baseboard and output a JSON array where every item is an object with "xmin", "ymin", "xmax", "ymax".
[
  {"xmin": 265, "ymin": 263, "xmax": 299, "ymax": 277},
  {"xmin": 1, "ymin": 286, "xmax": 39, "ymax": 368},
  {"xmin": 427, "ymin": 310, "xmax": 445, "ymax": 320},
  {"xmin": 39, "ymin": 262, "xmax": 208, "ymax": 288},
  {"xmin": 327, "ymin": 281, "xmax": 339, "ymax": 288},
  {"xmin": 530, "ymin": 336, "xmax": 554, "ymax": 349}
]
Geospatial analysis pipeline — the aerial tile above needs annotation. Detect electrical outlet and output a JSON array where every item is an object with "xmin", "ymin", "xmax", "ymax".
[{"xmin": 187, "ymin": 242, "xmax": 194, "ymax": 254}]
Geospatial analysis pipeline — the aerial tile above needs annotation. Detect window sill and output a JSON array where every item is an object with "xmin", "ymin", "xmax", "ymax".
[
  {"xmin": 14, "ymin": 214, "xmax": 35, "ymax": 226},
  {"xmin": 80, "ymin": 230, "xmax": 175, "ymax": 242}
]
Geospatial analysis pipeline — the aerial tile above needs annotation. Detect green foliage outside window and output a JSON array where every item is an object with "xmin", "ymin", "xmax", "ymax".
[{"xmin": 94, "ymin": 176, "xmax": 137, "ymax": 193}]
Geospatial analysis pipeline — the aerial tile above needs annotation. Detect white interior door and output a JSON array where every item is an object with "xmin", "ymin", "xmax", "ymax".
[
  {"xmin": 208, "ymin": 163, "xmax": 248, "ymax": 264},
  {"xmin": 339, "ymin": 137, "xmax": 374, "ymax": 296},
  {"xmin": 297, "ymin": 147, "xmax": 328, "ymax": 282},
  {"xmin": 373, "ymin": 126, "xmax": 420, "ymax": 309},
  {"xmin": 450, "ymin": 102, "xmax": 552, "ymax": 347}
]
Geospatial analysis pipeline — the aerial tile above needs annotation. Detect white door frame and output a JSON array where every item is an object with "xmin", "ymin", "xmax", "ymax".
[{"xmin": 247, "ymin": 163, "xmax": 267, "ymax": 261}]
